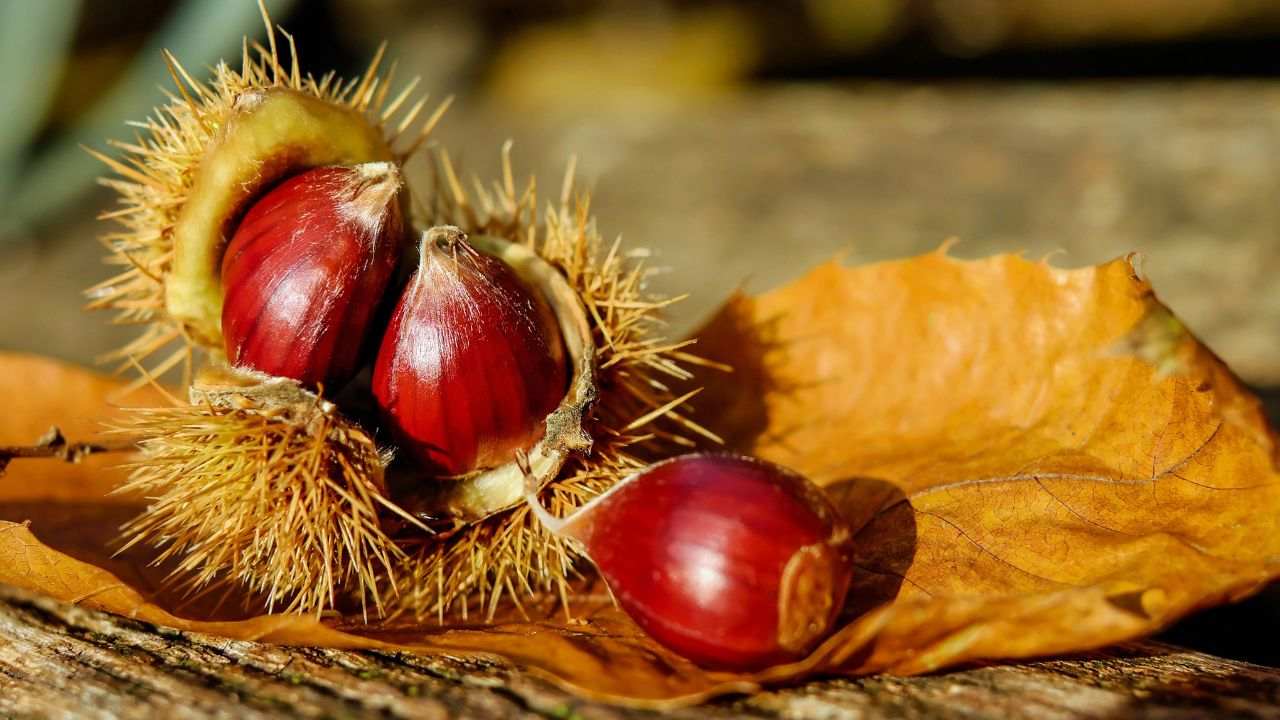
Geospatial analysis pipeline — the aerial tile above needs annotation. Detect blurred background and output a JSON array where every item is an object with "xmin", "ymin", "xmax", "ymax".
[{"xmin": 0, "ymin": 0, "xmax": 1276, "ymax": 664}]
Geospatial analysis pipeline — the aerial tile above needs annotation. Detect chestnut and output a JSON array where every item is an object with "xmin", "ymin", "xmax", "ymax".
[
  {"xmin": 220, "ymin": 162, "xmax": 404, "ymax": 390},
  {"xmin": 373, "ymin": 226, "xmax": 569, "ymax": 477},
  {"xmin": 525, "ymin": 453, "xmax": 854, "ymax": 671}
]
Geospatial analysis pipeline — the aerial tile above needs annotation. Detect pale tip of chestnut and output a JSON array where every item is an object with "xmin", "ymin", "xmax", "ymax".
[
  {"xmin": 339, "ymin": 161, "xmax": 403, "ymax": 233},
  {"xmin": 423, "ymin": 224, "xmax": 467, "ymax": 250}
]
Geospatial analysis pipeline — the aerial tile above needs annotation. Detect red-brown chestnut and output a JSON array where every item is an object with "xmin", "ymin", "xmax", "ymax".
[
  {"xmin": 220, "ymin": 163, "xmax": 404, "ymax": 389},
  {"xmin": 524, "ymin": 453, "xmax": 854, "ymax": 671},
  {"xmin": 373, "ymin": 226, "xmax": 570, "ymax": 477}
]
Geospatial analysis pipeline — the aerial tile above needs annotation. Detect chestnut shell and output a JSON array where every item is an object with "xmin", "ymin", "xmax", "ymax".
[
  {"xmin": 373, "ymin": 229, "xmax": 569, "ymax": 476},
  {"xmin": 560, "ymin": 454, "xmax": 854, "ymax": 671},
  {"xmin": 220, "ymin": 164, "xmax": 403, "ymax": 390}
]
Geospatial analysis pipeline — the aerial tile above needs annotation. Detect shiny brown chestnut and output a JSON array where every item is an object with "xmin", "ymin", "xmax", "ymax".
[
  {"xmin": 220, "ymin": 163, "xmax": 404, "ymax": 389},
  {"xmin": 525, "ymin": 453, "xmax": 854, "ymax": 671},
  {"xmin": 373, "ymin": 226, "xmax": 569, "ymax": 477}
]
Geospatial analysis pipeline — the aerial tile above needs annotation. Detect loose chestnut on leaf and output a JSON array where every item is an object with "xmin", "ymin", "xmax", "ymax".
[
  {"xmin": 221, "ymin": 163, "xmax": 404, "ymax": 389},
  {"xmin": 524, "ymin": 453, "xmax": 854, "ymax": 671},
  {"xmin": 373, "ymin": 226, "xmax": 568, "ymax": 476}
]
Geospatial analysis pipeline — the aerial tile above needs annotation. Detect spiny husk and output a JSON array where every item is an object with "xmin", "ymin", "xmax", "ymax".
[
  {"xmin": 91, "ymin": 6, "xmax": 722, "ymax": 620},
  {"xmin": 389, "ymin": 147, "xmax": 727, "ymax": 621},
  {"xmin": 114, "ymin": 385, "xmax": 404, "ymax": 618},
  {"xmin": 86, "ymin": 3, "xmax": 447, "ymax": 393}
]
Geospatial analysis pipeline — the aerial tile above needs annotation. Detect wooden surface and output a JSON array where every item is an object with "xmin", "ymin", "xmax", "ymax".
[{"xmin": 0, "ymin": 584, "xmax": 1276, "ymax": 719}]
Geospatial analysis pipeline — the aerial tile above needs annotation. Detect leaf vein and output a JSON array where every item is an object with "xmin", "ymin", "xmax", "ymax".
[{"xmin": 916, "ymin": 510, "xmax": 1075, "ymax": 589}]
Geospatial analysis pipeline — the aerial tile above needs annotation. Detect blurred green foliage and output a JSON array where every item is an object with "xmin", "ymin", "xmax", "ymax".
[{"xmin": 0, "ymin": 0, "xmax": 294, "ymax": 242}]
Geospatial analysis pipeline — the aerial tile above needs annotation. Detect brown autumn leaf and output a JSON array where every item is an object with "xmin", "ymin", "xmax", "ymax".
[{"xmin": 1, "ymin": 249, "xmax": 1278, "ymax": 708}]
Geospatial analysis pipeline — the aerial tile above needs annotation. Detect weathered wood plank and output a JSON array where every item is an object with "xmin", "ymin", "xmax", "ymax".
[{"xmin": 1, "ymin": 584, "xmax": 1276, "ymax": 719}]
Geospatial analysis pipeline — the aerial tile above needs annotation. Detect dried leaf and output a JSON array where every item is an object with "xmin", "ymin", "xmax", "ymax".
[
  {"xmin": 1, "ymin": 250, "xmax": 1278, "ymax": 708},
  {"xmin": 690, "ymin": 249, "xmax": 1280, "ymax": 676}
]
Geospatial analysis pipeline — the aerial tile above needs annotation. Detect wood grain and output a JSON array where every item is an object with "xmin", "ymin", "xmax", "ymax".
[{"xmin": 1, "ymin": 584, "xmax": 1276, "ymax": 719}]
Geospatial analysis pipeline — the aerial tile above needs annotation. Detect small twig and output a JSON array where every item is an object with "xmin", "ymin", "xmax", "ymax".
[{"xmin": 0, "ymin": 426, "xmax": 135, "ymax": 476}]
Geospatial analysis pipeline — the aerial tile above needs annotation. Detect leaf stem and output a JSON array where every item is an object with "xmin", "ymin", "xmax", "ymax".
[{"xmin": 0, "ymin": 426, "xmax": 134, "ymax": 475}]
